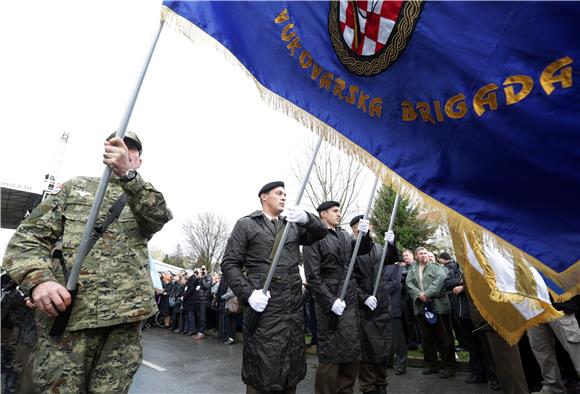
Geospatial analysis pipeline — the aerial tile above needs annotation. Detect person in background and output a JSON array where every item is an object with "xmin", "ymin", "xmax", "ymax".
[
  {"xmin": 400, "ymin": 250, "xmax": 421, "ymax": 350},
  {"xmin": 218, "ymin": 276, "xmax": 238, "ymax": 345},
  {"xmin": 441, "ymin": 252, "xmax": 486, "ymax": 384},
  {"xmin": 171, "ymin": 274, "xmax": 184, "ymax": 333},
  {"xmin": 175, "ymin": 274, "xmax": 188, "ymax": 333},
  {"xmin": 182, "ymin": 271, "xmax": 198, "ymax": 336},
  {"xmin": 528, "ymin": 295, "xmax": 580, "ymax": 394},
  {"xmin": 192, "ymin": 267, "xmax": 213, "ymax": 340},
  {"xmin": 406, "ymin": 247, "xmax": 456, "ymax": 378},
  {"xmin": 427, "ymin": 251, "xmax": 436, "ymax": 263},
  {"xmin": 160, "ymin": 271, "xmax": 175, "ymax": 329},
  {"xmin": 384, "ymin": 260, "xmax": 407, "ymax": 376}
]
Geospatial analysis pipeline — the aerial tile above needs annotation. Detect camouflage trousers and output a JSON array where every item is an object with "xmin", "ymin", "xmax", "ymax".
[{"xmin": 31, "ymin": 321, "xmax": 143, "ymax": 393}]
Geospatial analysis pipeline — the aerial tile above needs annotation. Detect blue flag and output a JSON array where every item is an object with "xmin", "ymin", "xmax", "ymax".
[{"xmin": 161, "ymin": 1, "xmax": 579, "ymax": 339}]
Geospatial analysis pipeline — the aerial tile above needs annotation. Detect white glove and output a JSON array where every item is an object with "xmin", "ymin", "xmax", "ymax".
[
  {"xmin": 385, "ymin": 230, "xmax": 395, "ymax": 245},
  {"xmin": 248, "ymin": 289, "xmax": 271, "ymax": 312},
  {"xmin": 286, "ymin": 206, "xmax": 308, "ymax": 224},
  {"xmin": 364, "ymin": 295, "xmax": 378, "ymax": 311},
  {"xmin": 331, "ymin": 298, "xmax": 346, "ymax": 316},
  {"xmin": 358, "ymin": 219, "xmax": 369, "ymax": 234}
]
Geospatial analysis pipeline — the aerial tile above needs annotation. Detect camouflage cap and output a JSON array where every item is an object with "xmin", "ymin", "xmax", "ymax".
[{"xmin": 107, "ymin": 131, "xmax": 142, "ymax": 155}]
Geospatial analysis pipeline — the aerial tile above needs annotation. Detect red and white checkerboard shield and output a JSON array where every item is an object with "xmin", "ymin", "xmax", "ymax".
[{"xmin": 340, "ymin": 0, "xmax": 403, "ymax": 56}]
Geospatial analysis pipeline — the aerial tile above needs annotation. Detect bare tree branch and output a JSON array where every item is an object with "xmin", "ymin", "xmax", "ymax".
[
  {"xmin": 291, "ymin": 141, "xmax": 366, "ymax": 224},
  {"xmin": 182, "ymin": 212, "xmax": 229, "ymax": 272}
]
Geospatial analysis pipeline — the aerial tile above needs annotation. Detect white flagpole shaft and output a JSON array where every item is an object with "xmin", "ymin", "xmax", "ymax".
[
  {"xmin": 262, "ymin": 135, "xmax": 324, "ymax": 293},
  {"xmin": 66, "ymin": 21, "xmax": 165, "ymax": 291},
  {"xmin": 372, "ymin": 193, "xmax": 400, "ymax": 297},
  {"xmin": 338, "ymin": 175, "xmax": 380, "ymax": 301},
  {"xmin": 387, "ymin": 193, "xmax": 400, "ymax": 232}
]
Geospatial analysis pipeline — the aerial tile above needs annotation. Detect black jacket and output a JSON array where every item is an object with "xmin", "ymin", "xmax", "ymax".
[
  {"xmin": 221, "ymin": 210, "xmax": 327, "ymax": 392},
  {"xmin": 159, "ymin": 281, "xmax": 174, "ymax": 316},
  {"xmin": 355, "ymin": 241, "xmax": 398, "ymax": 363},
  {"xmin": 303, "ymin": 226, "xmax": 371, "ymax": 364},
  {"xmin": 194, "ymin": 275, "xmax": 213, "ymax": 303},
  {"xmin": 182, "ymin": 276, "xmax": 198, "ymax": 312},
  {"xmin": 171, "ymin": 282, "xmax": 184, "ymax": 311},
  {"xmin": 443, "ymin": 260, "xmax": 471, "ymax": 319}
]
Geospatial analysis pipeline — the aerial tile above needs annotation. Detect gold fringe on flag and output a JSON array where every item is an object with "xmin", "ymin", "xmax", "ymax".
[{"xmin": 160, "ymin": 6, "xmax": 579, "ymax": 341}]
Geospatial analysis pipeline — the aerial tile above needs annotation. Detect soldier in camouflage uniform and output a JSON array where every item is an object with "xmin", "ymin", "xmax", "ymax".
[{"xmin": 2, "ymin": 132, "xmax": 172, "ymax": 393}]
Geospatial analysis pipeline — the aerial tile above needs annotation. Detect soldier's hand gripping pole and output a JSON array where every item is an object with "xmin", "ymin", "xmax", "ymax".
[
  {"xmin": 50, "ymin": 21, "xmax": 164, "ymax": 338},
  {"xmin": 246, "ymin": 135, "xmax": 324, "ymax": 336},
  {"xmin": 329, "ymin": 176, "xmax": 380, "ymax": 331}
]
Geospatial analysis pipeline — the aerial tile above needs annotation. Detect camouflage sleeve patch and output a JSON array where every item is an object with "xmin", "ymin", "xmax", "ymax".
[{"xmin": 120, "ymin": 174, "xmax": 172, "ymax": 239}]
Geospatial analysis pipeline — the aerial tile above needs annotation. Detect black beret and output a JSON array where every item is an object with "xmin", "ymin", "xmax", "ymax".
[
  {"xmin": 439, "ymin": 252, "xmax": 452, "ymax": 261},
  {"xmin": 258, "ymin": 181, "xmax": 284, "ymax": 196},
  {"xmin": 316, "ymin": 200, "xmax": 340, "ymax": 212},
  {"xmin": 349, "ymin": 214, "xmax": 364, "ymax": 227}
]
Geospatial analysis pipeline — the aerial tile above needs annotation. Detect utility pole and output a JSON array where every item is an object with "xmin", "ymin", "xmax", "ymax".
[{"xmin": 42, "ymin": 131, "xmax": 70, "ymax": 199}]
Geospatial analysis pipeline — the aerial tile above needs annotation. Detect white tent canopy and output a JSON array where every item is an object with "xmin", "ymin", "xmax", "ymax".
[
  {"xmin": 151, "ymin": 259, "xmax": 191, "ymax": 275},
  {"xmin": 148, "ymin": 257, "xmax": 193, "ymax": 291}
]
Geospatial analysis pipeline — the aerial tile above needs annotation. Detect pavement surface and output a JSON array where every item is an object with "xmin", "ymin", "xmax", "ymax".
[{"xmin": 130, "ymin": 327, "xmax": 496, "ymax": 394}]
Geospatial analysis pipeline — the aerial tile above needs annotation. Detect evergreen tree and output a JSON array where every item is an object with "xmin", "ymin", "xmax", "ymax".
[
  {"xmin": 162, "ymin": 244, "xmax": 193, "ymax": 270},
  {"xmin": 371, "ymin": 185, "xmax": 436, "ymax": 251}
]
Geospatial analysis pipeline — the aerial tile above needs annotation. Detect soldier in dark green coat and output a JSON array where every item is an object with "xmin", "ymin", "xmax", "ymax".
[
  {"xmin": 351, "ymin": 215, "xmax": 399, "ymax": 394},
  {"xmin": 221, "ymin": 181, "xmax": 327, "ymax": 394},
  {"xmin": 303, "ymin": 201, "xmax": 371, "ymax": 394},
  {"xmin": 2, "ymin": 132, "xmax": 172, "ymax": 393}
]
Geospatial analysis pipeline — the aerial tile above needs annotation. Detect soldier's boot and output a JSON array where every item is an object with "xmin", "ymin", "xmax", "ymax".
[{"xmin": 375, "ymin": 384, "xmax": 387, "ymax": 394}]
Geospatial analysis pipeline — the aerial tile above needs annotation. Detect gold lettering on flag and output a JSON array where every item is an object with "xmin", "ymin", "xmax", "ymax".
[
  {"xmin": 402, "ymin": 56, "xmax": 574, "ymax": 123},
  {"xmin": 274, "ymin": 9, "xmax": 383, "ymax": 119}
]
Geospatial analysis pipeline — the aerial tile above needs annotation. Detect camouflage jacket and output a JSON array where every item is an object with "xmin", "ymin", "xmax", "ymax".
[{"xmin": 3, "ymin": 175, "xmax": 172, "ymax": 331}]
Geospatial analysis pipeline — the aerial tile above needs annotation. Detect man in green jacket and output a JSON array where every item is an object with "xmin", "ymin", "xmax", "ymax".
[
  {"xmin": 405, "ymin": 247, "xmax": 456, "ymax": 378},
  {"xmin": 3, "ymin": 132, "xmax": 172, "ymax": 393}
]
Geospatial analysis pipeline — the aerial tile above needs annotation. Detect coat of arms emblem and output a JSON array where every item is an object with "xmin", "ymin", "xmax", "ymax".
[{"xmin": 329, "ymin": 0, "xmax": 424, "ymax": 76}]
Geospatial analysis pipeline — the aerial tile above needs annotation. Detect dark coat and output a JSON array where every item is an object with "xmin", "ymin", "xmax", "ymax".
[
  {"xmin": 384, "ymin": 264, "xmax": 403, "ymax": 318},
  {"xmin": 194, "ymin": 275, "xmax": 213, "ymax": 304},
  {"xmin": 443, "ymin": 260, "xmax": 470, "ymax": 319},
  {"xmin": 1, "ymin": 284, "xmax": 37, "ymax": 346},
  {"xmin": 221, "ymin": 210, "xmax": 327, "ymax": 392},
  {"xmin": 217, "ymin": 278, "xmax": 229, "ymax": 309},
  {"xmin": 354, "ymin": 242, "xmax": 398, "ymax": 363},
  {"xmin": 303, "ymin": 226, "xmax": 371, "ymax": 364},
  {"xmin": 159, "ymin": 281, "xmax": 174, "ymax": 317},
  {"xmin": 171, "ymin": 282, "xmax": 184, "ymax": 312},
  {"xmin": 182, "ymin": 276, "xmax": 198, "ymax": 312}
]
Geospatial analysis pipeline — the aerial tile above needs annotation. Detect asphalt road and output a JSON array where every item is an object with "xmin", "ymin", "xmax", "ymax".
[{"xmin": 129, "ymin": 327, "xmax": 496, "ymax": 394}]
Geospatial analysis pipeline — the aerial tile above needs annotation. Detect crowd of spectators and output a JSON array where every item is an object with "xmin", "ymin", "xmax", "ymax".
[
  {"xmin": 145, "ymin": 246, "xmax": 580, "ymax": 393},
  {"xmin": 149, "ymin": 267, "xmax": 242, "ymax": 345}
]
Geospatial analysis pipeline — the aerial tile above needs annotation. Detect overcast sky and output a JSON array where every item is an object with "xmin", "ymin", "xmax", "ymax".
[{"xmin": 0, "ymin": 0, "xmax": 374, "ymax": 260}]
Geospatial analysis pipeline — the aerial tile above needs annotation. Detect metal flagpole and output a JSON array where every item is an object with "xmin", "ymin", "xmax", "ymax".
[
  {"xmin": 329, "ymin": 175, "xmax": 380, "ymax": 330},
  {"xmin": 245, "ymin": 134, "xmax": 324, "ymax": 335},
  {"xmin": 371, "ymin": 193, "xmax": 400, "ymax": 297},
  {"xmin": 50, "ymin": 20, "xmax": 165, "ymax": 337}
]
